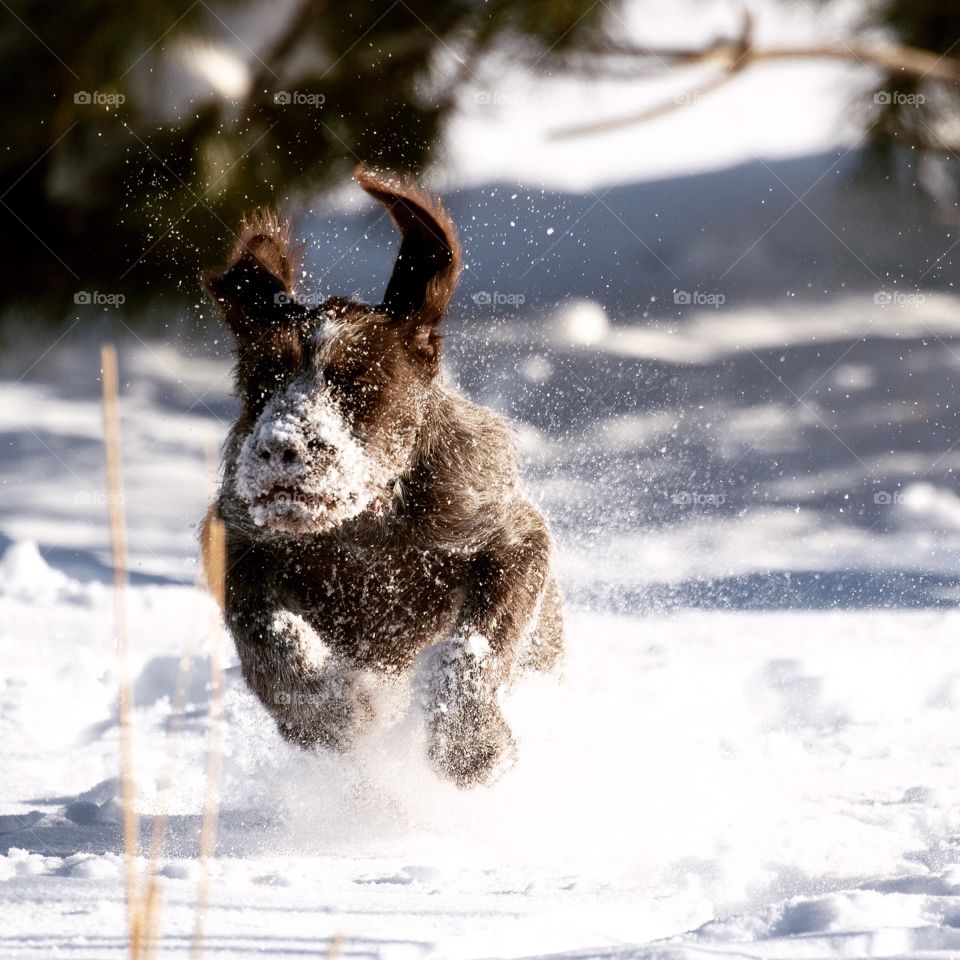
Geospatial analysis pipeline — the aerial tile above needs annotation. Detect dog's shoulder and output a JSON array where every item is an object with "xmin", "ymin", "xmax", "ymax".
[
  {"xmin": 426, "ymin": 383, "xmax": 520, "ymax": 482},
  {"xmin": 400, "ymin": 384, "xmax": 528, "ymax": 546},
  {"xmin": 431, "ymin": 385, "xmax": 519, "ymax": 468}
]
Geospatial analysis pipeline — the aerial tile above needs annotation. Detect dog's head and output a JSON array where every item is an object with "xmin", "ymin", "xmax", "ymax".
[{"xmin": 205, "ymin": 167, "xmax": 461, "ymax": 535}]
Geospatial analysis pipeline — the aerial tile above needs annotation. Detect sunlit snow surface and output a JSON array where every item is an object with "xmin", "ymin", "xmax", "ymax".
[
  {"xmin": 4, "ymin": 0, "xmax": 960, "ymax": 941},
  {"xmin": 4, "ymin": 285, "xmax": 960, "ymax": 956}
]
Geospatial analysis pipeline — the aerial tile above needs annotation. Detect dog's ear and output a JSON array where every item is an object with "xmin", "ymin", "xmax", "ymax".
[
  {"xmin": 203, "ymin": 210, "xmax": 302, "ymax": 339},
  {"xmin": 355, "ymin": 165, "xmax": 461, "ymax": 364}
]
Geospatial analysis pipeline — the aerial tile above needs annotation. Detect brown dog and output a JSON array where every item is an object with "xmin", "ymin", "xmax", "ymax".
[{"xmin": 202, "ymin": 167, "xmax": 563, "ymax": 786}]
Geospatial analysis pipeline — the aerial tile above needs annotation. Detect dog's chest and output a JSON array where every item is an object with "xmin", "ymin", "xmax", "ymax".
[{"xmin": 278, "ymin": 536, "xmax": 466, "ymax": 669}]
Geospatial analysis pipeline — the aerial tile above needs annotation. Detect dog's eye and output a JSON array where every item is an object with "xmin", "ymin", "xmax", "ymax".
[
  {"xmin": 250, "ymin": 373, "xmax": 284, "ymax": 406},
  {"xmin": 320, "ymin": 366, "xmax": 381, "ymax": 414},
  {"xmin": 320, "ymin": 368, "xmax": 344, "ymax": 390}
]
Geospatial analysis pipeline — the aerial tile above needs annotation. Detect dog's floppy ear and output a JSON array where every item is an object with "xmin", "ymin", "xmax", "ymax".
[
  {"xmin": 355, "ymin": 165, "xmax": 461, "ymax": 363},
  {"xmin": 203, "ymin": 210, "xmax": 302, "ymax": 339}
]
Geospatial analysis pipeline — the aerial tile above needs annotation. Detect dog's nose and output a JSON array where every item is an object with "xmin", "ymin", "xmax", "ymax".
[{"xmin": 255, "ymin": 437, "xmax": 299, "ymax": 467}]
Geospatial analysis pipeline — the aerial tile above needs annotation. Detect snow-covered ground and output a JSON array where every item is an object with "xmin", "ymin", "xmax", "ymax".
[
  {"xmin": 6, "ymin": 0, "xmax": 960, "ymax": 953},
  {"xmin": 5, "ymin": 282, "xmax": 960, "ymax": 956},
  {"xmin": 7, "ymin": 561, "xmax": 960, "ymax": 957}
]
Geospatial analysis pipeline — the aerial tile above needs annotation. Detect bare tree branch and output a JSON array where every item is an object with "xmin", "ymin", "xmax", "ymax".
[{"xmin": 549, "ymin": 8, "xmax": 960, "ymax": 140}]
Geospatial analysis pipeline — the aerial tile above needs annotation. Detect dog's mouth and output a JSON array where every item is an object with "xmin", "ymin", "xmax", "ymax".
[
  {"xmin": 248, "ymin": 483, "xmax": 376, "ymax": 533},
  {"xmin": 250, "ymin": 484, "xmax": 339, "ymax": 533},
  {"xmin": 262, "ymin": 484, "xmax": 310, "ymax": 504}
]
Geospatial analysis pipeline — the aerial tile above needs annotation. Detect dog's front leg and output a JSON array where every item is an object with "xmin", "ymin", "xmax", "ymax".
[
  {"xmin": 426, "ymin": 512, "xmax": 552, "ymax": 786},
  {"xmin": 229, "ymin": 603, "xmax": 373, "ymax": 752}
]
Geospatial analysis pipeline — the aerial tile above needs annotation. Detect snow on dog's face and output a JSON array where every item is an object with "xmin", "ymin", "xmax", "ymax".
[
  {"xmin": 205, "ymin": 166, "xmax": 460, "ymax": 537},
  {"xmin": 232, "ymin": 310, "xmax": 428, "ymax": 534}
]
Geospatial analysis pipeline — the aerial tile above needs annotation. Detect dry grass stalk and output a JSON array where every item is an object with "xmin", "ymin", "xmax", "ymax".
[
  {"xmin": 101, "ymin": 343, "xmax": 143, "ymax": 959},
  {"xmin": 142, "ymin": 450, "xmax": 223, "ymax": 959},
  {"xmin": 191, "ymin": 513, "xmax": 227, "ymax": 960},
  {"xmin": 141, "ymin": 598, "xmax": 205, "ymax": 960}
]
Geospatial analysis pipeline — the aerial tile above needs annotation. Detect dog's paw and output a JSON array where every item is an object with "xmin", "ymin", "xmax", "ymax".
[
  {"xmin": 427, "ymin": 693, "xmax": 516, "ymax": 787},
  {"xmin": 423, "ymin": 642, "xmax": 515, "ymax": 786},
  {"xmin": 272, "ymin": 662, "xmax": 375, "ymax": 752}
]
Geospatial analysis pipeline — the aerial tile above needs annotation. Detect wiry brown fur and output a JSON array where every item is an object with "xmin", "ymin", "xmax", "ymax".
[{"xmin": 203, "ymin": 166, "xmax": 563, "ymax": 787}]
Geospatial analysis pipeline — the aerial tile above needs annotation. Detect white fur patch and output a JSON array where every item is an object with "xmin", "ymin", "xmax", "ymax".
[
  {"xmin": 270, "ymin": 610, "xmax": 330, "ymax": 671},
  {"xmin": 464, "ymin": 633, "xmax": 491, "ymax": 661},
  {"xmin": 235, "ymin": 383, "xmax": 390, "ymax": 534}
]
